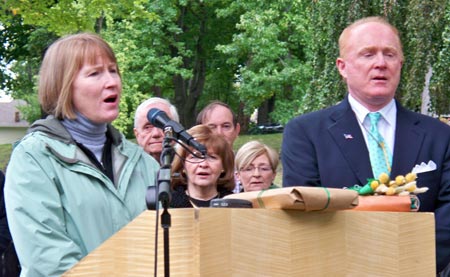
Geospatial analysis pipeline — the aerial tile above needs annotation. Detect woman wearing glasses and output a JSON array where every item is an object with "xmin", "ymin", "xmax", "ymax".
[
  {"xmin": 235, "ymin": 141, "xmax": 280, "ymax": 192},
  {"xmin": 170, "ymin": 125, "xmax": 235, "ymax": 208}
]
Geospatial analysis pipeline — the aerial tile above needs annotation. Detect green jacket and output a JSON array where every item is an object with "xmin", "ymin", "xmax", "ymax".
[{"xmin": 4, "ymin": 116, "xmax": 159, "ymax": 277}]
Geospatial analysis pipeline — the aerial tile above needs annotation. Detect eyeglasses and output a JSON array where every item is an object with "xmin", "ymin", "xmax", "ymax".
[
  {"xmin": 239, "ymin": 166, "xmax": 272, "ymax": 174},
  {"xmin": 185, "ymin": 152, "xmax": 220, "ymax": 163}
]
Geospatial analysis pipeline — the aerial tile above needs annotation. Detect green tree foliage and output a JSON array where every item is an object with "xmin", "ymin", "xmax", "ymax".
[
  {"xmin": 216, "ymin": 1, "xmax": 313, "ymax": 124},
  {"xmin": 1, "ymin": 0, "xmax": 158, "ymax": 130},
  {"xmin": 218, "ymin": 0, "xmax": 450, "ymax": 123},
  {"xmin": 0, "ymin": 14, "xmax": 58, "ymax": 123},
  {"xmin": 1, "ymin": 0, "xmax": 449, "ymax": 136},
  {"xmin": 1, "ymin": 0, "xmax": 155, "ymax": 35},
  {"xmin": 104, "ymin": 0, "xmax": 239, "ymax": 129},
  {"xmin": 429, "ymin": 4, "xmax": 450, "ymax": 115},
  {"xmin": 1, "ymin": 0, "xmax": 240, "ymax": 134},
  {"xmin": 400, "ymin": 1, "xmax": 446, "ymax": 112}
]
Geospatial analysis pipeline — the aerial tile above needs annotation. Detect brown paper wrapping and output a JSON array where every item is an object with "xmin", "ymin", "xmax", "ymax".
[
  {"xmin": 223, "ymin": 186, "xmax": 359, "ymax": 211},
  {"xmin": 352, "ymin": 195, "xmax": 419, "ymax": 212}
]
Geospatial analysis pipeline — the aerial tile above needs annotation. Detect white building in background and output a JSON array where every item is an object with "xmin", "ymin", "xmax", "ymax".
[
  {"xmin": 0, "ymin": 99, "xmax": 28, "ymax": 126},
  {"xmin": 0, "ymin": 97, "xmax": 29, "ymax": 144}
]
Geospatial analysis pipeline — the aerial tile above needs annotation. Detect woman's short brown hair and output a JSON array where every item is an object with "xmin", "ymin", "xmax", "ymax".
[
  {"xmin": 38, "ymin": 33, "xmax": 120, "ymax": 119},
  {"xmin": 171, "ymin": 124, "xmax": 235, "ymax": 191}
]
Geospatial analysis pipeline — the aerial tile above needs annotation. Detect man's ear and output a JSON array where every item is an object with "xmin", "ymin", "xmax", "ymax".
[
  {"xmin": 336, "ymin": 58, "xmax": 347, "ymax": 79},
  {"xmin": 235, "ymin": 123, "xmax": 241, "ymax": 135}
]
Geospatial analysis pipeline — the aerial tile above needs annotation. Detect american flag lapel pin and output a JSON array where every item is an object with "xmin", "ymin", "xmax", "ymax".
[{"xmin": 343, "ymin": 133, "xmax": 353, "ymax": 140}]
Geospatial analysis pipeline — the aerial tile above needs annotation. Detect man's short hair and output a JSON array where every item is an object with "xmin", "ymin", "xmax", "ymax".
[{"xmin": 196, "ymin": 101, "xmax": 238, "ymax": 126}]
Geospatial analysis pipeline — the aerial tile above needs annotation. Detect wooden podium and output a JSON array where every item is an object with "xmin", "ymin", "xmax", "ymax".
[{"xmin": 63, "ymin": 209, "xmax": 435, "ymax": 276}]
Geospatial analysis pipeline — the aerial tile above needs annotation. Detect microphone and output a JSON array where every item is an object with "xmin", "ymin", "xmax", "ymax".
[{"xmin": 147, "ymin": 108, "xmax": 207, "ymax": 155}]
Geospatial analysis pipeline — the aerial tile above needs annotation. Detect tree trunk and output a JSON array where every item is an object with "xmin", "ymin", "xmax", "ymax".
[
  {"xmin": 421, "ymin": 66, "xmax": 432, "ymax": 116},
  {"xmin": 171, "ymin": 3, "xmax": 207, "ymax": 128},
  {"xmin": 257, "ymin": 96, "xmax": 276, "ymax": 125}
]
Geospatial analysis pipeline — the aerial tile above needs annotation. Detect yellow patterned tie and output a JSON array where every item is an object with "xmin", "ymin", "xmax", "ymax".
[{"xmin": 367, "ymin": 112, "xmax": 392, "ymax": 178}]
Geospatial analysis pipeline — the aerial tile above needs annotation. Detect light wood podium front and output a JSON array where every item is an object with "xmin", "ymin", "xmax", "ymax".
[{"xmin": 63, "ymin": 209, "xmax": 435, "ymax": 276}]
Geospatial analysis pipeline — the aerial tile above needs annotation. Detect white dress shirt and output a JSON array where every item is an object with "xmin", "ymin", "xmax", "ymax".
[{"xmin": 348, "ymin": 94, "xmax": 396, "ymax": 157}]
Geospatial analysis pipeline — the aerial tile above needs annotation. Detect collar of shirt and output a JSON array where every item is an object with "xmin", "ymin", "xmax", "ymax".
[{"xmin": 348, "ymin": 94, "xmax": 397, "ymax": 154}]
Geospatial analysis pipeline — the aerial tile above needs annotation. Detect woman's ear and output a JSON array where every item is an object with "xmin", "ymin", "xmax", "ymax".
[{"xmin": 235, "ymin": 171, "xmax": 241, "ymax": 182}]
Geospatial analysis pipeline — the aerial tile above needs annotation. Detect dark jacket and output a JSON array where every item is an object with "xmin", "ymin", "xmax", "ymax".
[
  {"xmin": 170, "ymin": 185, "xmax": 233, "ymax": 208},
  {"xmin": 282, "ymin": 96, "xmax": 450, "ymax": 273},
  {"xmin": 1, "ymin": 170, "xmax": 20, "ymax": 276},
  {"xmin": 0, "ymin": 170, "xmax": 10, "ymax": 251}
]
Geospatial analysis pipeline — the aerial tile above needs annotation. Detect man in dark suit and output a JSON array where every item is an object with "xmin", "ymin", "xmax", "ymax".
[
  {"xmin": 1, "ymin": 170, "xmax": 21, "ymax": 276},
  {"xmin": 282, "ymin": 16, "xmax": 450, "ymax": 275}
]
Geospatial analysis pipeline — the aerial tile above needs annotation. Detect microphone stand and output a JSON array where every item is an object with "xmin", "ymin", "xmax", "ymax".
[{"xmin": 157, "ymin": 127, "xmax": 174, "ymax": 277}]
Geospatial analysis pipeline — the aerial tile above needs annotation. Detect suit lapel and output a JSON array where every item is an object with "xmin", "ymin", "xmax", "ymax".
[
  {"xmin": 327, "ymin": 99, "xmax": 373, "ymax": 184},
  {"xmin": 391, "ymin": 103, "xmax": 425, "ymax": 175}
]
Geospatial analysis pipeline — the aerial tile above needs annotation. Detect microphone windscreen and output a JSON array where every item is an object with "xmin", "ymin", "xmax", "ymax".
[{"xmin": 147, "ymin": 108, "xmax": 171, "ymax": 128}]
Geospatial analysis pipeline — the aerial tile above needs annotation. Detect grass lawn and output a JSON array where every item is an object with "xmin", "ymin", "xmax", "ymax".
[
  {"xmin": 234, "ymin": 133, "xmax": 282, "ymax": 154},
  {"xmin": 0, "ymin": 143, "xmax": 13, "ymax": 172},
  {"xmin": 0, "ymin": 133, "xmax": 284, "ymax": 182}
]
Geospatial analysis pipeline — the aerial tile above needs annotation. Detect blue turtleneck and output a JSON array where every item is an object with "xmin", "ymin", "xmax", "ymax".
[{"xmin": 61, "ymin": 112, "xmax": 107, "ymax": 163}]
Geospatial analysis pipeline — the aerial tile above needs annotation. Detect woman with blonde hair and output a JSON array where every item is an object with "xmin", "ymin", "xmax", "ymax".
[{"xmin": 235, "ymin": 140, "xmax": 279, "ymax": 192}]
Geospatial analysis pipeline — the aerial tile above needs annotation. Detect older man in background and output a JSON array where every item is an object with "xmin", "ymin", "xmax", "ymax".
[{"xmin": 134, "ymin": 97, "xmax": 180, "ymax": 163}]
